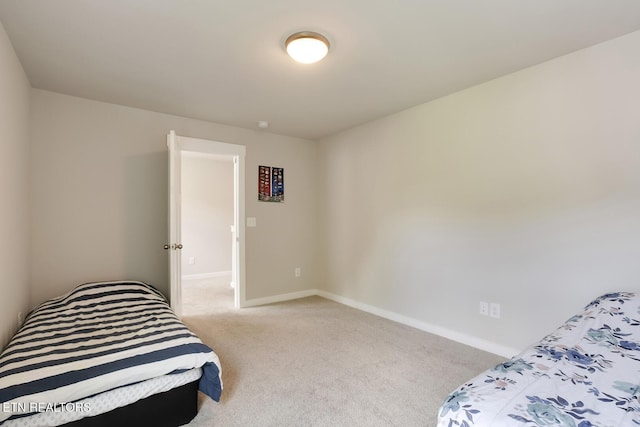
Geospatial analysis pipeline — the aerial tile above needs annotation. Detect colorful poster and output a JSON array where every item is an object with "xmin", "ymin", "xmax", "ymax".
[
  {"xmin": 271, "ymin": 167, "xmax": 284, "ymax": 202},
  {"xmin": 258, "ymin": 166, "xmax": 284, "ymax": 202},
  {"xmin": 258, "ymin": 165, "xmax": 271, "ymax": 201}
]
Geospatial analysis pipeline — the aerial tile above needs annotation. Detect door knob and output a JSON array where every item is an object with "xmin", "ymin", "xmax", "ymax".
[{"xmin": 164, "ymin": 244, "xmax": 183, "ymax": 250}]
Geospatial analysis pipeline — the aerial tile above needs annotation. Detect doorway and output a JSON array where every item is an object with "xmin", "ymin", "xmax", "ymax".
[
  {"xmin": 167, "ymin": 131, "xmax": 246, "ymax": 317},
  {"xmin": 181, "ymin": 154, "xmax": 235, "ymax": 314}
]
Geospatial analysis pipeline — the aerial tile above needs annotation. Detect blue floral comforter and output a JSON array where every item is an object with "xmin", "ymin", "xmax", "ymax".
[{"xmin": 437, "ymin": 292, "xmax": 640, "ymax": 427}]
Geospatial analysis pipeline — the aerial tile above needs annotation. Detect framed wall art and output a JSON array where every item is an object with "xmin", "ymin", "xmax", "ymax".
[{"xmin": 258, "ymin": 165, "xmax": 284, "ymax": 203}]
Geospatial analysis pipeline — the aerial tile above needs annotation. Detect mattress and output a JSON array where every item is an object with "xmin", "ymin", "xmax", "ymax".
[
  {"xmin": 2, "ymin": 368, "xmax": 202, "ymax": 426},
  {"xmin": 437, "ymin": 292, "xmax": 640, "ymax": 426},
  {"xmin": 0, "ymin": 281, "xmax": 222, "ymax": 425}
]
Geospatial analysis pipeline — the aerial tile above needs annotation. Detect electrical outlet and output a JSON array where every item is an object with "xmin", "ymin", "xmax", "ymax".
[
  {"xmin": 295, "ymin": 267, "xmax": 301, "ymax": 277},
  {"xmin": 490, "ymin": 303, "xmax": 501, "ymax": 319},
  {"xmin": 479, "ymin": 301, "xmax": 489, "ymax": 316}
]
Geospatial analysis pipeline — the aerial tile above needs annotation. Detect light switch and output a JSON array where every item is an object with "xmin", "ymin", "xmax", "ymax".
[{"xmin": 247, "ymin": 217, "xmax": 257, "ymax": 227}]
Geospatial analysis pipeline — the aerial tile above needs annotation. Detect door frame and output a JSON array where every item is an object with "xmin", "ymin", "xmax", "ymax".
[{"xmin": 167, "ymin": 130, "xmax": 246, "ymax": 314}]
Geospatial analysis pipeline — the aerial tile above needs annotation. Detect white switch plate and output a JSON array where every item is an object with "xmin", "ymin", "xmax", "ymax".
[
  {"xmin": 188, "ymin": 257, "xmax": 195, "ymax": 265},
  {"xmin": 295, "ymin": 267, "xmax": 301, "ymax": 277},
  {"xmin": 247, "ymin": 217, "xmax": 257, "ymax": 227}
]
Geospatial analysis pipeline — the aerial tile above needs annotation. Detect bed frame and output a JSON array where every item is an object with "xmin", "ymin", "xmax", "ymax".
[{"xmin": 64, "ymin": 380, "xmax": 199, "ymax": 427}]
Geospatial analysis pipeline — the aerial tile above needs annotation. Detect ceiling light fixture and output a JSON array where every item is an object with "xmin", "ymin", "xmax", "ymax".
[{"xmin": 285, "ymin": 31, "xmax": 330, "ymax": 64}]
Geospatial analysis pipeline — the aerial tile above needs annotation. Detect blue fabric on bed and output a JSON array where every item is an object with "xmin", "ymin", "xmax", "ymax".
[
  {"xmin": 437, "ymin": 292, "xmax": 640, "ymax": 427},
  {"xmin": 0, "ymin": 281, "xmax": 222, "ymax": 424}
]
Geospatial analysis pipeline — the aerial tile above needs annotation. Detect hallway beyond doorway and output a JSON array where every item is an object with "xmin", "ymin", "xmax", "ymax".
[{"xmin": 182, "ymin": 274, "xmax": 234, "ymax": 315}]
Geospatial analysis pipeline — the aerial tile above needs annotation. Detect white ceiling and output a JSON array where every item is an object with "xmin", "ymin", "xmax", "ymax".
[{"xmin": 1, "ymin": 1, "xmax": 640, "ymax": 140}]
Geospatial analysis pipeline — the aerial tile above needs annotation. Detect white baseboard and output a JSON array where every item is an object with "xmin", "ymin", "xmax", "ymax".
[
  {"xmin": 316, "ymin": 290, "xmax": 519, "ymax": 359},
  {"xmin": 238, "ymin": 287, "xmax": 519, "ymax": 358},
  {"xmin": 182, "ymin": 271, "xmax": 232, "ymax": 281},
  {"xmin": 242, "ymin": 289, "xmax": 318, "ymax": 308}
]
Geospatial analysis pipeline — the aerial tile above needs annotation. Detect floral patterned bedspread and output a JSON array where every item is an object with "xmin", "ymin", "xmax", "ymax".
[{"xmin": 437, "ymin": 292, "xmax": 640, "ymax": 427}]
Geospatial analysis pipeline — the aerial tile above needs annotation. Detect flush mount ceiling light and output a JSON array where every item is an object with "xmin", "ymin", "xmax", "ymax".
[{"xmin": 285, "ymin": 31, "xmax": 330, "ymax": 64}]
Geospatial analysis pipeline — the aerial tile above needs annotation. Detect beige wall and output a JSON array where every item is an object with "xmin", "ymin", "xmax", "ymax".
[
  {"xmin": 11, "ymin": 21, "xmax": 640, "ymax": 356},
  {"xmin": 0, "ymin": 21, "xmax": 31, "ymax": 348},
  {"xmin": 181, "ymin": 156, "xmax": 234, "ymax": 276},
  {"xmin": 318, "ymin": 30, "xmax": 640, "ymax": 353},
  {"xmin": 30, "ymin": 90, "xmax": 319, "ymax": 306}
]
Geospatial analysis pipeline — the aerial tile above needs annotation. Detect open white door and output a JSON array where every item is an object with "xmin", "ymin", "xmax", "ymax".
[
  {"xmin": 167, "ymin": 130, "xmax": 246, "ymax": 313},
  {"xmin": 167, "ymin": 130, "xmax": 183, "ymax": 317}
]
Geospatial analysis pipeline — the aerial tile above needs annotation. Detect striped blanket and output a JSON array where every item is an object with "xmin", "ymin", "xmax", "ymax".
[{"xmin": 0, "ymin": 281, "xmax": 222, "ymax": 424}]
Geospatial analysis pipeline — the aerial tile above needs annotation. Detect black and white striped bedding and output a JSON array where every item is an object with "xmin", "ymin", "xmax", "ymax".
[{"xmin": 0, "ymin": 281, "xmax": 222, "ymax": 424}]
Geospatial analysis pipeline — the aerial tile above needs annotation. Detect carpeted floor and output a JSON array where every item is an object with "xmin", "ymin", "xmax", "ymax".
[
  {"xmin": 182, "ymin": 276, "xmax": 235, "ymax": 315},
  {"xmin": 180, "ymin": 279, "xmax": 504, "ymax": 427}
]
